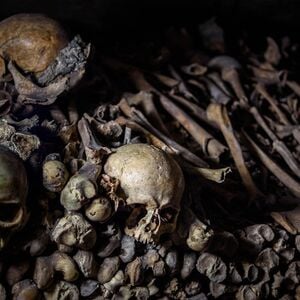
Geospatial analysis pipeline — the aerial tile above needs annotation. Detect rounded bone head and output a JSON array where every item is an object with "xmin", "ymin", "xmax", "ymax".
[
  {"xmin": 208, "ymin": 55, "xmax": 241, "ymax": 71},
  {"xmin": 0, "ymin": 146, "xmax": 28, "ymax": 244},
  {"xmin": 104, "ymin": 143, "xmax": 185, "ymax": 243}
]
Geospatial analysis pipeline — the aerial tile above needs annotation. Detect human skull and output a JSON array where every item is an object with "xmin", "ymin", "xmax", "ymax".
[
  {"xmin": 0, "ymin": 13, "xmax": 68, "ymax": 74},
  {"xmin": 0, "ymin": 146, "xmax": 28, "ymax": 248},
  {"xmin": 104, "ymin": 144, "xmax": 185, "ymax": 244}
]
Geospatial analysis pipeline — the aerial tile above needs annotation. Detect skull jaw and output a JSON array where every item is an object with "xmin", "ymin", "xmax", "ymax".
[
  {"xmin": 0, "ymin": 205, "xmax": 26, "ymax": 229},
  {"xmin": 0, "ymin": 205, "xmax": 27, "ymax": 250},
  {"xmin": 125, "ymin": 206, "xmax": 178, "ymax": 244},
  {"xmin": 125, "ymin": 207, "xmax": 157, "ymax": 244}
]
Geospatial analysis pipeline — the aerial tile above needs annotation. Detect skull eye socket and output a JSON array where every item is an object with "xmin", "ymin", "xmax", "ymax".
[
  {"xmin": 159, "ymin": 207, "xmax": 178, "ymax": 223},
  {"xmin": 0, "ymin": 203, "xmax": 21, "ymax": 222}
]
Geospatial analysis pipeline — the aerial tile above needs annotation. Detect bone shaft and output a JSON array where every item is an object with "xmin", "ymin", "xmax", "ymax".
[
  {"xmin": 119, "ymin": 99, "xmax": 208, "ymax": 167},
  {"xmin": 250, "ymin": 106, "xmax": 300, "ymax": 177},
  {"xmin": 128, "ymin": 70, "xmax": 171, "ymax": 136},
  {"xmin": 170, "ymin": 93, "xmax": 219, "ymax": 129},
  {"xmin": 255, "ymin": 84, "xmax": 290, "ymax": 125},
  {"xmin": 286, "ymin": 80, "xmax": 300, "ymax": 97},
  {"xmin": 244, "ymin": 132, "xmax": 300, "ymax": 198},
  {"xmin": 207, "ymin": 104, "xmax": 259, "ymax": 199},
  {"xmin": 159, "ymin": 94, "xmax": 226, "ymax": 162},
  {"xmin": 222, "ymin": 69, "xmax": 248, "ymax": 107}
]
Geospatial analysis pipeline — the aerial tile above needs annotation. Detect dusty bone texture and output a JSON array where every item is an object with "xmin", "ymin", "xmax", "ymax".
[
  {"xmin": 36, "ymin": 35, "xmax": 90, "ymax": 86},
  {"xmin": 104, "ymin": 143, "xmax": 185, "ymax": 243},
  {"xmin": 0, "ymin": 14, "xmax": 68, "ymax": 74}
]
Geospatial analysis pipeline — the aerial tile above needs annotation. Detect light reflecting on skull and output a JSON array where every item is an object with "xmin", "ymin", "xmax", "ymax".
[{"xmin": 104, "ymin": 144, "xmax": 185, "ymax": 244}]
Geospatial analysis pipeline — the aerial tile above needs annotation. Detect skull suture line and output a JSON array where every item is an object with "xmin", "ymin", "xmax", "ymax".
[
  {"xmin": 104, "ymin": 144, "xmax": 185, "ymax": 244},
  {"xmin": 0, "ymin": 146, "xmax": 28, "ymax": 248}
]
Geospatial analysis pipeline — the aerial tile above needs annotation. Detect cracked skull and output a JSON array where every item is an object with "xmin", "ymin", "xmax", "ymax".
[
  {"xmin": 0, "ymin": 146, "xmax": 28, "ymax": 248},
  {"xmin": 104, "ymin": 144, "xmax": 185, "ymax": 243}
]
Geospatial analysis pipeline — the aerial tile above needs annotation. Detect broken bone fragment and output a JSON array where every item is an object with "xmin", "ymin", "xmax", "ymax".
[
  {"xmin": 0, "ymin": 131, "xmax": 40, "ymax": 161},
  {"xmin": 104, "ymin": 143, "xmax": 185, "ymax": 244},
  {"xmin": 51, "ymin": 213, "xmax": 97, "ymax": 250},
  {"xmin": 0, "ymin": 145, "xmax": 28, "ymax": 249},
  {"xmin": 8, "ymin": 36, "xmax": 90, "ymax": 105}
]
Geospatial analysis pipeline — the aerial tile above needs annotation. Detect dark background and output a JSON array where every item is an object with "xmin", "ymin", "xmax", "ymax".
[{"xmin": 1, "ymin": 0, "xmax": 300, "ymax": 38}]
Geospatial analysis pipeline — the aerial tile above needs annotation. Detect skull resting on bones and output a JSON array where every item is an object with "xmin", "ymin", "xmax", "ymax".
[
  {"xmin": 0, "ymin": 146, "xmax": 28, "ymax": 248},
  {"xmin": 104, "ymin": 143, "xmax": 185, "ymax": 243}
]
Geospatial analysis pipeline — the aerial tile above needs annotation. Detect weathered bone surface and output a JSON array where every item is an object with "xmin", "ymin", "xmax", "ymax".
[
  {"xmin": 0, "ymin": 14, "xmax": 68, "ymax": 74},
  {"xmin": 0, "ymin": 14, "xmax": 90, "ymax": 106},
  {"xmin": 104, "ymin": 143, "xmax": 185, "ymax": 243},
  {"xmin": 0, "ymin": 145, "xmax": 28, "ymax": 248}
]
